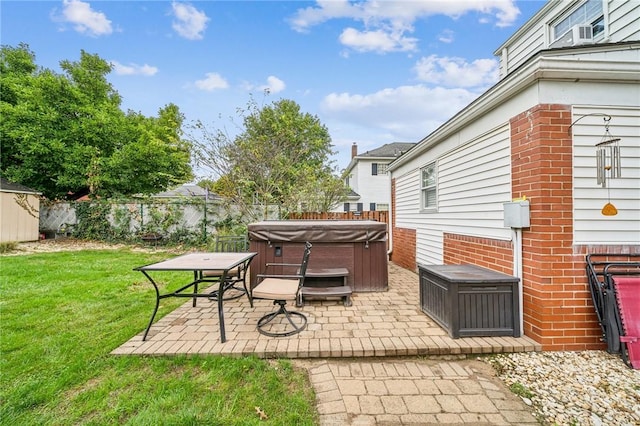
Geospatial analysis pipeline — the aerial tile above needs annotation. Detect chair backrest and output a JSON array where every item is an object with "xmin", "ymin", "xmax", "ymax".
[
  {"xmin": 298, "ymin": 242, "xmax": 313, "ymax": 288},
  {"xmin": 215, "ymin": 235, "xmax": 248, "ymax": 252}
]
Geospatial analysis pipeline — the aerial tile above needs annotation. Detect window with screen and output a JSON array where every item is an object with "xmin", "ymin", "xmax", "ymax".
[{"xmin": 421, "ymin": 162, "xmax": 437, "ymax": 210}]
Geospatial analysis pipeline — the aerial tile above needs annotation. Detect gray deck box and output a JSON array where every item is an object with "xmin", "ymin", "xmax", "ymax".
[{"xmin": 418, "ymin": 264, "xmax": 520, "ymax": 338}]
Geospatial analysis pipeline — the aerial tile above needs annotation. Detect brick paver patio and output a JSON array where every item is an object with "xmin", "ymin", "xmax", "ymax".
[{"xmin": 112, "ymin": 262, "xmax": 540, "ymax": 357}]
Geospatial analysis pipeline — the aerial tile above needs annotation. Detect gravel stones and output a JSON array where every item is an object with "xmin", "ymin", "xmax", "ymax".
[{"xmin": 488, "ymin": 350, "xmax": 640, "ymax": 426}]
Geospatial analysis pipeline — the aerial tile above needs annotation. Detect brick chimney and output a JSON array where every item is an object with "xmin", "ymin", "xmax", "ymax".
[{"xmin": 351, "ymin": 143, "xmax": 358, "ymax": 158}]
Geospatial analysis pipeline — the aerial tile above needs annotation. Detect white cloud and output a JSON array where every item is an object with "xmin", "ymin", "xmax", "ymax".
[
  {"xmin": 242, "ymin": 76, "xmax": 287, "ymax": 94},
  {"xmin": 320, "ymin": 84, "xmax": 481, "ymax": 142},
  {"xmin": 290, "ymin": 0, "xmax": 520, "ymax": 53},
  {"xmin": 110, "ymin": 61, "xmax": 158, "ymax": 76},
  {"xmin": 438, "ymin": 29, "xmax": 455, "ymax": 44},
  {"xmin": 172, "ymin": 1, "xmax": 209, "ymax": 40},
  {"xmin": 259, "ymin": 76, "xmax": 286, "ymax": 94},
  {"xmin": 289, "ymin": 0, "xmax": 359, "ymax": 33},
  {"xmin": 413, "ymin": 55, "xmax": 499, "ymax": 89},
  {"xmin": 491, "ymin": 1, "xmax": 521, "ymax": 28},
  {"xmin": 319, "ymin": 56, "xmax": 498, "ymax": 156},
  {"xmin": 339, "ymin": 27, "xmax": 417, "ymax": 53},
  {"xmin": 57, "ymin": 0, "xmax": 112, "ymax": 37},
  {"xmin": 292, "ymin": 0, "xmax": 521, "ymax": 31},
  {"xmin": 194, "ymin": 73, "xmax": 229, "ymax": 91}
]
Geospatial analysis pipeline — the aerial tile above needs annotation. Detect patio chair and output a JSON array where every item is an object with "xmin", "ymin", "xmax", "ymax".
[
  {"xmin": 586, "ymin": 254, "xmax": 621, "ymax": 353},
  {"xmin": 586, "ymin": 254, "xmax": 640, "ymax": 354},
  {"xmin": 213, "ymin": 234, "xmax": 249, "ymax": 252},
  {"xmin": 611, "ymin": 276, "xmax": 640, "ymax": 369},
  {"xmin": 604, "ymin": 263, "xmax": 640, "ymax": 369},
  {"xmin": 251, "ymin": 242, "xmax": 312, "ymax": 337},
  {"xmin": 202, "ymin": 235, "xmax": 250, "ymax": 301}
]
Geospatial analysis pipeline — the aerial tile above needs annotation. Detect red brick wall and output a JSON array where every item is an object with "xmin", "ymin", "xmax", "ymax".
[
  {"xmin": 443, "ymin": 233, "xmax": 513, "ymax": 274},
  {"xmin": 390, "ymin": 178, "xmax": 416, "ymax": 271},
  {"xmin": 392, "ymin": 227, "xmax": 416, "ymax": 271},
  {"xmin": 510, "ymin": 104, "xmax": 605, "ymax": 351}
]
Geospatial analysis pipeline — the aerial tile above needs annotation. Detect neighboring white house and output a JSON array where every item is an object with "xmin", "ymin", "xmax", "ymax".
[
  {"xmin": 388, "ymin": 0, "xmax": 639, "ymax": 351},
  {"xmin": 340, "ymin": 142, "xmax": 416, "ymax": 213}
]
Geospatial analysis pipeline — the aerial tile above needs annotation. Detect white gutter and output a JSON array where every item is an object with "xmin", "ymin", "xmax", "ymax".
[{"xmin": 387, "ymin": 185, "xmax": 393, "ymax": 258}]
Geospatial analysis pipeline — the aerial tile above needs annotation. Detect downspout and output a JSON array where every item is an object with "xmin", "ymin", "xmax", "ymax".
[
  {"xmin": 387, "ymin": 178, "xmax": 393, "ymax": 259},
  {"xmin": 512, "ymin": 228, "xmax": 524, "ymax": 336}
]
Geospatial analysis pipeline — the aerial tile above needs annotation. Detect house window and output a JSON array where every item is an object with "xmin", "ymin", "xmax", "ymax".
[
  {"xmin": 344, "ymin": 202, "xmax": 363, "ymax": 212},
  {"xmin": 377, "ymin": 203, "xmax": 389, "ymax": 211},
  {"xmin": 370, "ymin": 203, "xmax": 376, "ymax": 211},
  {"xmin": 552, "ymin": 0, "xmax": 604, "ymax": 42},
  {"xmin": 371, "ymin": 163, "xmax": 388, "ymax": 176},
  {"xmin": 421, "ymin": 162, "xmax": 437, "ymax": 210}
]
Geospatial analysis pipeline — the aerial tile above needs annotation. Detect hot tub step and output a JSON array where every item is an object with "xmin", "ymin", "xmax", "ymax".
[{"xmin": 299, "ymin": 285, "xmax": 352, "ymax": 307}]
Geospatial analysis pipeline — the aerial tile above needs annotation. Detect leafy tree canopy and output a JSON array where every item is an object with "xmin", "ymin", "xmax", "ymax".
[
  {"xmin": 192, "ymin": 97, "xmax": 348, "ymax": 220},
  {"xmin": 0, "ymin": 43, "xmax": 193, "ymax": 199}
]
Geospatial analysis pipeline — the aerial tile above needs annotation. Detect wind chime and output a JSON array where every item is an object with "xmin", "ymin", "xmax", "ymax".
[{"xmin": 595, "ymin": 116, "xmax": 621, "ymax": 216}]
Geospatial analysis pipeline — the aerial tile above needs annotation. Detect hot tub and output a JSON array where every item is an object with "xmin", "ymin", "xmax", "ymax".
[{"xmin": 248, "ymin": 220, "xmax": 388, "ymax": 292}]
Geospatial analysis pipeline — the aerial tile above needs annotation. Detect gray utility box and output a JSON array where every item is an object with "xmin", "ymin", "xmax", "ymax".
[
  {"xmin": 418, "ymin": 264, "xmax": 520, "ymax": 338},
  {"xmin": 503, "ymin": 200, "xmax": 530, "ymax": 228}
]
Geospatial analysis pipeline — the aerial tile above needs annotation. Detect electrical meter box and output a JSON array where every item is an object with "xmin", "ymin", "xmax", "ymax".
[{"xmin": 503, "ymin": 200, "xmax": 530, "ymax": 228}]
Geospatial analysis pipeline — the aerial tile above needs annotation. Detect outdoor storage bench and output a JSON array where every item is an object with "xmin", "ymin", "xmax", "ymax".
[{"xmin": 419, "ymin": 263, "xmax": 520, "ymax": 338}]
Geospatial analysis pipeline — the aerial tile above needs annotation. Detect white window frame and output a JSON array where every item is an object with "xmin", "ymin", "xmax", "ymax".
[{"xmin": 420, "ymin": 162, "xmax": 437, "ymax": 211}]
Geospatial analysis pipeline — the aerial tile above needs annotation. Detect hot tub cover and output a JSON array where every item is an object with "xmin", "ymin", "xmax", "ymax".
[{"xmin": 248, "ymin": 220, "xmax": 387, "ymax": 243}]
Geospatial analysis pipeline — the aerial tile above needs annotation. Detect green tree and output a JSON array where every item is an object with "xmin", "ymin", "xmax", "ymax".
[
  {"xmin": 104, "ymin": 105, "xmax": 193, "ymax": 196},
  {"xmin": 192, "ymin": 98, "xmax": 347, "ymax": 220},
  {"xmin": 0, "ymin": 44, "xmax": 193, "ymax": 199}
]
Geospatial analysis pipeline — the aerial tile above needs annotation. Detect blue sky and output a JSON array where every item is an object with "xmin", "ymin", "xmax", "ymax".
[{"xmin": 1, "ymin": 0, "xmax": 544, "ymax": 175}]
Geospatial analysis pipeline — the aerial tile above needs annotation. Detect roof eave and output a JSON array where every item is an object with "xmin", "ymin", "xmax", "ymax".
[{"xmin": 390, "ymin": 44, "xmax": 640, "ymax": 171}]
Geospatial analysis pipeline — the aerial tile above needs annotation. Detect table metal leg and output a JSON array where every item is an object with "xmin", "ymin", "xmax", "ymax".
[
  {"xmin": 218, "ymin": 276, "xmax": 226, "ymax": 342},
  {"xmin": 142, "ymin": 271, "xmax": 160, "ymax": 341},
  {"xmin": 192, "ymin": 271, "xmax": 198, "ymax": 307}
]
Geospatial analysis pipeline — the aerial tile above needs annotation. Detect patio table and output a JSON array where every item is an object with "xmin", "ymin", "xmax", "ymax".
[{"xmin": 134, "ymin": 252, "xmax": 257, "ymax": 343}]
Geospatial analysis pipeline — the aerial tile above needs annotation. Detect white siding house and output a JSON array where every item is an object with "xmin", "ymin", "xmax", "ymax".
[
  {"xmin": 389, "ymin": 0, "xmax": 639, "ymax": 351},
  {"xmin": 340, "ymin": 142, "xmax": 415, "ymax": 213},
  {"xmin": 497, "ymin": 0, "xmax": 640, "ymax": 75}
]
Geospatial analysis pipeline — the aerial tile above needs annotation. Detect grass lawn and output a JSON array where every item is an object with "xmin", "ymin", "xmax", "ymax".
[{"xmin": 0, "ymin": 248, "xmax": 317, "ymax": 425}]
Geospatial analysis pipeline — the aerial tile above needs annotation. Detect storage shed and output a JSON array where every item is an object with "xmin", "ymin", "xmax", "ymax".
[
  {"xmin": 248, "ymin": 220, "xmax": 388, "ymax": 292},
  {"xmin": 0, "ymin": 177, "xmax": 41, "ymax": 243}
]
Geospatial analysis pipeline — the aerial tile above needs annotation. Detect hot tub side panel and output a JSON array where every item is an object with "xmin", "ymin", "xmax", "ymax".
[
  {"xmin": 249, "ymin": 240, "xmax": 388, "ymax": 292},
  {"xmin": 353, "ymin": 241, "xmax": 388, "ymax": 291}
]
